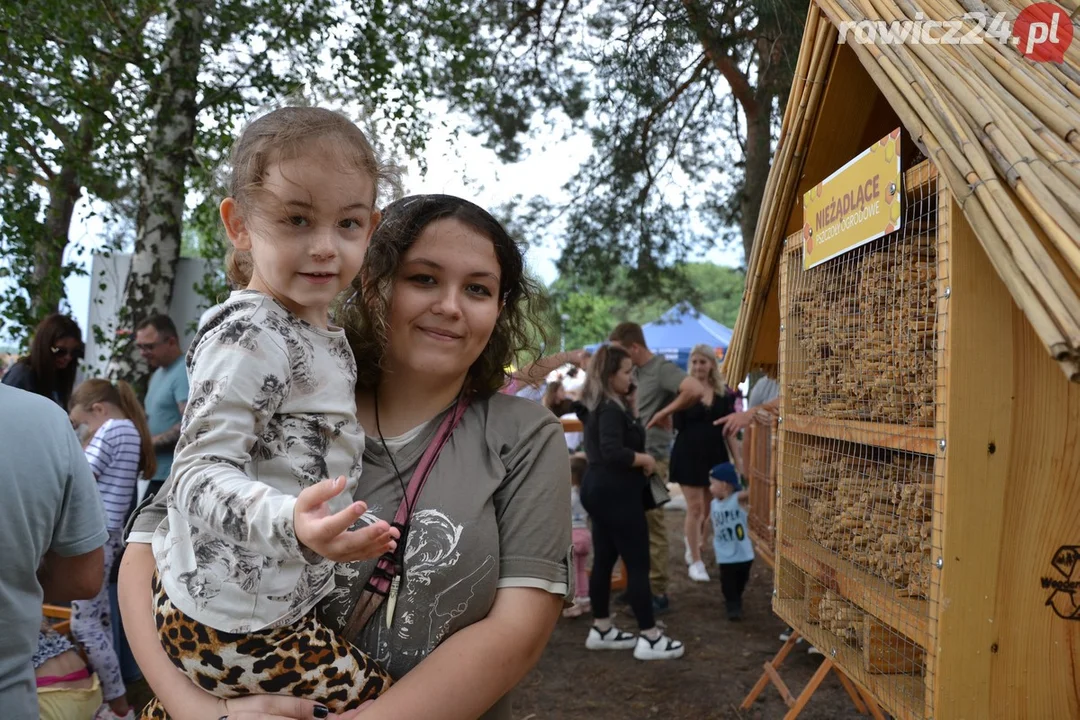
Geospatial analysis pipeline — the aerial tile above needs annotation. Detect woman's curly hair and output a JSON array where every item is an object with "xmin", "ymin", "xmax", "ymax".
[{"xmin": 335, "ymin": 194, "xmax": 548, "ymax": 397}]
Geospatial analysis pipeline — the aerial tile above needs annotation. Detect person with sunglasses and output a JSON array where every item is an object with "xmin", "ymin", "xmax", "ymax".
[
  {"xmin": 133, "ymin": 315, "xmax": 188, "ymax": 500},
  {"xmin": 2, "ymin": 313, "xmax": 85, "ymax": 409}
]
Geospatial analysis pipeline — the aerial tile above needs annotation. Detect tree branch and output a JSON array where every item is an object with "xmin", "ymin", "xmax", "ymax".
[
  {"xmin": 17, "ymin": 139, "xmax": 57, "ymax": 182},
  {"xmin": 4, "ymin": 164, "xmax": 50, "ymax": 188},
  {"xmin": 196, "ymin": 53, "xmax": 269, "ymax": 110},
  {"xmin": 640, "ymin": 54, "xmax": 709, "ymax": 153},
  {"xmin": 681, "ymin": 0, "xmax": 760, "ymax": 118},
  {"xmin": 0, "ymin": 81, "xmax": 74, "ymax": 145}
]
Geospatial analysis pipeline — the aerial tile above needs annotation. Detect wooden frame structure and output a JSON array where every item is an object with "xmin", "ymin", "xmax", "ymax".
[
  {"xmin": 743, "ymin": 413, "xmax": 778, "ymax": 568},
  {"xmin": 742, "ymin": 632, "xmax": 886, "ymax": 720},
  {"xmin": 724, "ymin": 3, "xmax": 1080, "ymax": 718}
]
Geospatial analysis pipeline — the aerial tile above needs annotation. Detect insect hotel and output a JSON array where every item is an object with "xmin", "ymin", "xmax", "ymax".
[{"xmin": 723, "ymin": 0, "xmax": 1080, "ymax": 717}]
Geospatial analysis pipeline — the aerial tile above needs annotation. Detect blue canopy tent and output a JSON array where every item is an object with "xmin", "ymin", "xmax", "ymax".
[{"xmin": 586, "ymin": 304, "xmax": 733, "ymax": 370}]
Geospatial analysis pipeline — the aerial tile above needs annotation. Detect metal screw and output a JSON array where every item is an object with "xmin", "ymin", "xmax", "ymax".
[
  {"xmin": 889, "ymin": 182, "xmax": 897, "ymax": 195},
  {"xmin": 938, "ymin": 439, "xmax": 947, "ymax": 453},
  {"xmin": 777, "ymin": 416, "xmax": 783, "ymax": 424},
  {"xmin": 780, "ymin": 323, "xmax": 785, "ymax": 332},
  {"xmin": 831, "ymin": 648, "xmax": 837, "ymax": 657},
  {"xmin": 776, "ymin": 489, "xmax": 781, "ymax": 498},
  {"xmin": 943, "ymin": 286, "xmax": 951, "ymax": 298},
  {"xmin": 936, "ymin": 557, "xmax": 944, "ymax": 569},
  {"xmin": 773, "ymin": 589, "xmax": 778, "ymax": 597}
]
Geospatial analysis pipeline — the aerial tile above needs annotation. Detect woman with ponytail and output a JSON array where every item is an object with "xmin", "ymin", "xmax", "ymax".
[{"xmin": 67, "ymin": 379, "xmax": 156, "ymax": 720}]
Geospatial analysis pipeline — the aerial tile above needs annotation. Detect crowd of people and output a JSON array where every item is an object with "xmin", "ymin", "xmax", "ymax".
[
  {"xmin": 508, "ymin": 323, "xmax": 768, "ymax": 660},
  {"xmin": 1, "ymin": 104, "xmax": 782, "ymax": 720}
]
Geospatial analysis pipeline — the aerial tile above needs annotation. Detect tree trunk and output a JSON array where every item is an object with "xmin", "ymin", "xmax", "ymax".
[
  {"xmin": 30, "ymin": 116, "xmax": 100, "ymax": 326},
  {"xmin": 113, "ymin": 0, "xmax": 206, "ymax": 382},
  {"xmin": 739, "ymin": 96, "xmax": 774, "ymax": 265},
  {"xmin": 32, "ymin": 170, "xmax": 81, "ymax": 322}
]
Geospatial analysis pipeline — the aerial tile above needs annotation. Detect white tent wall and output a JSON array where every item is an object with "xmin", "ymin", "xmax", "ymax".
[{"xmin": 83, "ymin": 252, "xmax": 215, "ymax": 377}]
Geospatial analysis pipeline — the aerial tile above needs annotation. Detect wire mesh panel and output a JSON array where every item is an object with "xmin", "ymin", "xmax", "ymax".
[
  {"xmin": 774, "ymin": 162, "xmax": 946, "ymax": 720},
  {"xmin": 744, "ymin": 415, "xmax": 778, "ymax": 560}
]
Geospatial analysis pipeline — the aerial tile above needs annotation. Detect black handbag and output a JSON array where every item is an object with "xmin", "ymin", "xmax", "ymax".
[{"xmin": 643, "ymin": 472, "xmax": 671, "ymax": 510}]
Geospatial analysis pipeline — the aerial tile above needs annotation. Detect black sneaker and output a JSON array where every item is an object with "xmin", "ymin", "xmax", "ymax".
[
  {"xmin": 652, "ymin": 594, "xmax": 671, "ymax": 614},
  {"xmin": 726, "ymin": 600, "xmax": 742, "ymax": 621}
]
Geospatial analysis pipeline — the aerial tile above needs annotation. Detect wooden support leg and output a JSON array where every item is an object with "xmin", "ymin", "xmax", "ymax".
[
  {"xmin": 740, "ymin": 632, "xmax": 802, "ymax": 710},
  {"xmin": 854, "ymin": 683, "xmax": 887, "ymax": 720},
  {"xmin": 764, "ymin": 662, "xmax": 797, "ymax": 708},
  {"xmin": 783, "ymin": 658, "xmax": 834, "ymax": 720},
  {"xmin": 833, "ymin": 666, "xmax": 869, "ymax": 714}
]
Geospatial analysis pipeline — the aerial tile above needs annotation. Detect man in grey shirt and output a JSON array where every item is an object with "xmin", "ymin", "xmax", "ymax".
[
  {"xmin": 0, "ymin": 385, "xmax": 109, "ymax": 719},
  {"xmin": 610, "ymin": 323, "xmax": 705, "ymax": 611}
]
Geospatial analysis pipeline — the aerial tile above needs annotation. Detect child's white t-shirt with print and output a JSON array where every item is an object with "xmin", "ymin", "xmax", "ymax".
[
  {"xmin": 711, "ymin": 492, "xmax": 755, "ymax": 564},
  {"xmin": 151, "ymin": 290, "xmax": 364, "ymax": 633}
]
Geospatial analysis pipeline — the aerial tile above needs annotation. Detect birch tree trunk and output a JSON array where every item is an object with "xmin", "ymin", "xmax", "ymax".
[{"xmin": 112, "ymin": 0, "xmax": 207, "ymax": 382}]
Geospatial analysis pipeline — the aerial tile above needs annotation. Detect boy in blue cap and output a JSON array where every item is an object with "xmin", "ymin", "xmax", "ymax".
[{"xmin": 709, "ymin": 462, "xmax": 755, "ymax": 620}]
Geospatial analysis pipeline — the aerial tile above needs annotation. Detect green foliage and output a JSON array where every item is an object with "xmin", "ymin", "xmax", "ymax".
[
  {"xmin": 414, "ymin": 0, "xmax": 806, "ymax": 308},
  {"xmin": 557, "ymin": 292, "xmax": 619, "ymax": 351},
  {"xmin": 550, "ymin": 261, "xmax": 744, "ymax": 347},
  {"xmin": 0, "ymin": 0, "xmax": 146, "ymax": 344},
  {"xmin": 0, "ymin": 0, "xmax": 454, "ymax": 345}
]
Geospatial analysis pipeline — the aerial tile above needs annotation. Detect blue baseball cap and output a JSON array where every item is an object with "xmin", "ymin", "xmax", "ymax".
[{"xmin": 710, "ymin": 462, "xmax": 741, "ymax": 490}]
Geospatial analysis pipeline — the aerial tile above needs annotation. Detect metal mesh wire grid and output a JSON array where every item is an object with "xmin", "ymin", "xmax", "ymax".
[
  {"xmin": 744, "ymin": 415, "xmax": 778, "ymax": 559},
  {"xmin": 773, "ymin": 161, "xmax": 947, "ymax": 720}
]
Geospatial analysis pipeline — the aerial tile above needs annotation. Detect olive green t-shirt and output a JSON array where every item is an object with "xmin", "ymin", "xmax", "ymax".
[
  {"xmin": 129, "ymin": 392, "xmax": 572, "ymax": 720},
  {"xmin": 635, "ymin": 354, "xmax": 688, "ymax": 458}
]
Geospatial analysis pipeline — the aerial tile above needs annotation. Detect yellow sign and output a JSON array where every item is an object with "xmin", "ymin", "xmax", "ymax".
[{"xmin": 802, "ymin": 129, "xmax": 902, "ymax": 270}]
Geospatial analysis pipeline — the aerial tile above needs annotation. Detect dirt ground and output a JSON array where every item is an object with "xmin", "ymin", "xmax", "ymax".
[
  {"xmin": 129, "ymin": 510, "xmax": 866, "ymax": 719},
  {"xmin": 510, "ymin": 509, "xmax": 866, "ymax": 720}
]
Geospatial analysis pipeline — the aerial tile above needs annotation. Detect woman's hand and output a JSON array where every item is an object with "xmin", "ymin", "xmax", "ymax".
[
  {"xmin": 645, "ymin": 409, "xmax": 672, "ymax": 431},
  {"xmin": 633, "ymin": 452, "xmax": 657, "ymax": 476},
  {"xmin": 219, "ymin": 695, "xmax": 342, "ymax": 719},
  {"xmin": 714, "ymin": 409, "xmax": 752, "ymax": 437}
]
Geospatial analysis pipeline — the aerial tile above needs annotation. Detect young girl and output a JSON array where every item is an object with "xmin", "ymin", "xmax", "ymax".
[
  {"xmin": 148, "ymin": 107, "xmax": 399, "ymax": 712},
  {"xmin": 68, "ymin": 379, "xmax": 156, "ymax": 720},
  {"xmin": 563, "ymin": 454, "xmax": 592, "ymax": 618}
]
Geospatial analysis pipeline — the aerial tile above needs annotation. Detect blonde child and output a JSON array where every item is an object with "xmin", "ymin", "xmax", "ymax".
[
  {"xmin": 145, "ymin": 107, "xmax": 399, "ymax": 713},
  {"xmin": 67, "ymin": 378, "xmax": 156, "ymax": 720},
  {"xmin": 709, "ymin": 462, "xmax": 755, "ymax": 621},
  {"xmin": 563, "ymin": 454, "xmax": 592, "ymax": 618}
]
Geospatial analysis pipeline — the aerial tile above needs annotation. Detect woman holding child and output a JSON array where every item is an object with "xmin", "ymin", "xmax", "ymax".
[{"xmin": 119, "ymin": 107, "xmax": 572, "ymax": 719}]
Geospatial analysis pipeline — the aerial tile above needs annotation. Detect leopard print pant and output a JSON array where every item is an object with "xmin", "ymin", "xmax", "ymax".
[{"xmin": 141, "ymin": 573, "xmax": 391, "ymax": 719}]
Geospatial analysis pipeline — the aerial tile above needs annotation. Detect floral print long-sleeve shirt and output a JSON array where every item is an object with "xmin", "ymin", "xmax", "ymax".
[{"xmin": 151, "ymin": 291, "xmax": 364, "ymax": 632}]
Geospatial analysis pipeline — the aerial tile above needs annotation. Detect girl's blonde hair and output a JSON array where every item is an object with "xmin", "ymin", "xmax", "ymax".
[
  {"xmin": 70, "ymin": 379, "xmax": 157, "ymax": 480},
  {"xmin": 223, "ymin": 106, "xmax": 402, "ymax": 288},
  {"xmin": 690, "ymin": 343, "xmax": 726, "ymax": 394}
]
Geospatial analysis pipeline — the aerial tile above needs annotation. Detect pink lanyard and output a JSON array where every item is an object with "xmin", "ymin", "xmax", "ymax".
[{"xmin": 345, "ymin": 395, "xmax": 471, "ymax": 635}]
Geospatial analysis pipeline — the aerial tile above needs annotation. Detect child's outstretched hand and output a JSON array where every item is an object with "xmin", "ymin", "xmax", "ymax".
[{"xmin": 294, "ymin": 476, "xmax": 399, "ymax": 563}]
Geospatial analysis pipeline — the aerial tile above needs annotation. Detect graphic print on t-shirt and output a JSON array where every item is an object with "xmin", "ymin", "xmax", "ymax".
[{"xmin": 327, "ymin": 507, "xmax": 497, "ymax": 671}]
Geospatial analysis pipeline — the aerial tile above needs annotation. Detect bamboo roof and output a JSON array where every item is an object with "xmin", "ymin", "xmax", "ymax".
[{"xmin": 724, "ymin": 0, "xmax": 1080, "ymax": 383}]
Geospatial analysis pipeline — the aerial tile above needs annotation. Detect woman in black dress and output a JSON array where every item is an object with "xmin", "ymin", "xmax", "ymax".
[{"xmin": 670, "ymin": 344, "xmax": 736, "ymax": 582}]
